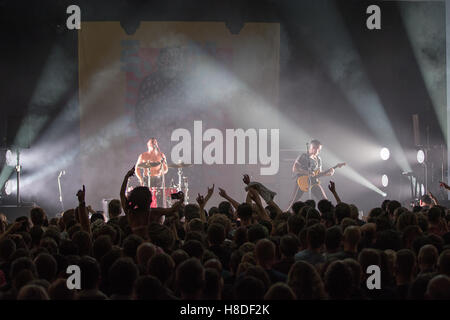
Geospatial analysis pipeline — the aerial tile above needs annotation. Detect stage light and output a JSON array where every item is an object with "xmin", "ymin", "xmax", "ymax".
[
  {"xmin": 5, "ymin": 149, "xmax": 16, "ymax": 167},
  {"xmin": 4, "ymin": 179, "xmax": 14, "ymax": 195},
  {"xmin": 381, "ymin": 174, "xmax": 389, "ymax": 187},
  {"xmin": 417, "ymin": 149, "xmax": 425, "ymax": 164},
  {"xmin": 380, "ymin": 148, "xmax": 390, "ymax": 161},
  {"xmin": 421, "ymin": 184, "xmax": 425, "ymax": 196}
]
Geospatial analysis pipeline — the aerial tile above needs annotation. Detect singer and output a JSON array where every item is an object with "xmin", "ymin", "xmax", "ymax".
[{"xmin": 135, "ymin": 138, "xmax": 168, "ymax": 186}]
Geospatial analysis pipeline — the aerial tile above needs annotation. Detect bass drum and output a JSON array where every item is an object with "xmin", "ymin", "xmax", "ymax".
[
  {"xmin": 126, "ymin": 176, "xmax": 159, "ymax": 208},
  {"xmin": 149, "ymin": 187, "xmax": 160, "ymax": 208}
]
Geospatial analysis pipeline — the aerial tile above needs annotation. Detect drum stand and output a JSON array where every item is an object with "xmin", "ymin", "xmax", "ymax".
[
  {"xmin": 183, "ymin": 176, "xmax": 189, "ymax": 205},
  {"xmin": 176, "ymin": 167, "xmax": 189, "ymax": 205},
  {"xmin": 162, "ymin": 169, "xmax": 166, "ymax": 208},
  {"xmin": 177, "ymin": 168, "xmax": 183, "ymax": 192}
]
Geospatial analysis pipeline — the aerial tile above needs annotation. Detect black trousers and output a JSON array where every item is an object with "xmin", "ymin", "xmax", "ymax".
[{"xmin": 287, "ymin": 180, "xmax": 327, "ymax": 210}]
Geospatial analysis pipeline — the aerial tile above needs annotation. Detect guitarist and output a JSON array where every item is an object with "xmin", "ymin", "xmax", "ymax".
[{"xmin": 288, "ymin": 139, "xmax": 334, "ymax": 209}]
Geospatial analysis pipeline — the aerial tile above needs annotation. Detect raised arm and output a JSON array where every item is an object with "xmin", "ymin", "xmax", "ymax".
[
  {"xmin": 247, "ymin": 187, "xmax": 271, "ymax": 221},
  {"xmin": 196, "ymin": 184, "xmax": 214, "ymax": 222},
  {"xmin": 428, "ymin": 191, "xmax": 438, "ymax": 206},
  {"xmin": 440, "ymin": 181, "xmax": 450, "ymax": 191},
  {"xmin": 121, "ymin": 166, "xmax": 135, "ymax": 215},
  {"xmin": 135, "ymin": 155, "xmax": 144, "ymax": 186},
  {"xmin": 266, "ymin": 199, "xmax": 283, "ymax": 218},
  {"xmin": 76, "ymin": 185, "xmax": 91, "ymax": 235},
  {"xmin": 218, "ymin": 188, "xmax": 240, "ymax": 210},
  {"xmin": 150, "ymin": 196, "xmax": 184, "ymax": 223},
  {"xmin": 328, "ymin": 181, "xmax": 341, "ymax": 204}
]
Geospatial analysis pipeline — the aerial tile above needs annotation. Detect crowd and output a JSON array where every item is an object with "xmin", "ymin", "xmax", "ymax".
[{"xmin": 0, "ymin": 167, "xmax": 449, "ymax": 300}]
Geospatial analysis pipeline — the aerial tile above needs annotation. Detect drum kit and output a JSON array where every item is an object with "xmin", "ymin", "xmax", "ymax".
[{"xmin": 128, "ymin": 160, "xmax": 193, "ymax": 208}]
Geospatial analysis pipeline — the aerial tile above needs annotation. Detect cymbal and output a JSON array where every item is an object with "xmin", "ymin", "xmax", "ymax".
[
  {"xmin": 167, "ymin": 162, "xmax": 193, "ymax": 168},
  {"xmin": 137, "ymin": 161, "xmax": 161, "ymax": 169}
]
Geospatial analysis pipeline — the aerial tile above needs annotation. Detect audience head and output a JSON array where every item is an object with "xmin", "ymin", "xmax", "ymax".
[
  {"xmin": 147, "ymin": 252, "xmax": 175, "ymax": 286},
  {"xmin": 30, "ymin": 207, "xmax": 46, "ymax": 227},
  {"xmin": 108, "ymin": 199, "xmax": 122, "ymax": 219},
  {"xmin": 306, "ymin": 223, "xmax": 326, "ymax": 250},
  {"xmin": 264, "ymin": 283, "xmax": 296, "ymax": 300},
  {"xmin": 288, "ymin": 261, "xmax": 326, "ymax": 300},
  {"xmin": 126, "ymin": 186, "xmax": 152, "ymax": 212},
  {"xmin": 255, "ymin": 239, "xmax": 276, "ymax": 269},
  {"xmin": 418, "ymin": 244, "xmax": 439, "ymax": 273},
  {"xmin": 176, "ymin": 258, "xmax": 205, "ymax": 299},
  {"xmin": 324, "ymin": 260, "xmax": 353, "ymax": 299},
  {"xmin": 425, "ymin": 275, "xmax": 450, "ymax": 300},
  {"xmin": 234, "ymin": 276, "xmax": 265, "ymax": 300},
  {"xmin": 109, "ymin": 257, "xmax": 139, "ymax": 297},
  {"xmin": 335, "ymin": 203, "xmax": 351, "ymax": 225},
  {"xmin": 325, "ymin": 226, "xmax": 342, "ymax": 252}
]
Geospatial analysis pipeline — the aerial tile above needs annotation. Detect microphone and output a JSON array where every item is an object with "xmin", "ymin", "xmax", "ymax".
[
  {"xmin": 58, "ymin": 170, "xmax": 65, "ymax": 178},
  {"xmin": 402, "ymin": 171, "xmax": 414, "ymax": 176}
]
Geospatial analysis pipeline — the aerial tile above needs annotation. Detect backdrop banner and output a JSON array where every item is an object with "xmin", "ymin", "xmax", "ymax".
[{"xmin": 78, "ymin": 22, "xmax": 280, "ymax": 207}]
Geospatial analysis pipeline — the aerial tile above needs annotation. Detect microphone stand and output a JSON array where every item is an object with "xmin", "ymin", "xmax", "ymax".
[
  {"xmin": 155, "ymin": 143, "xmax": 167, "ymax": 208},
  {"xmin": 306, "ymin": 143, "xmax": 312, "ymax": 200},
  {"xmin": 161, "ymin": 158, "xmax": 166, "ymax": 208},
  {"xmin": 15, "ymin": 149, "xmax": 21, "ymax": 206},
  {"xmin": 57, "ymin": 171, "xmax": 65, "ymax": 211}
]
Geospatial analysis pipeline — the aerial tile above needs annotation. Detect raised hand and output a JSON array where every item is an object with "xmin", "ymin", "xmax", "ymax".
[
  {"xmin": 439, "ymin": 181, "xmax": 450, "ymax": 190},
  {"xmin": 218, "ymin": 187, "xmax": 228, "ymax": 198},
  {"xmin": 76, "ymin": 185, "xmax": 86, "ymax": 203},
  {"xmin": 206, "ymin": 184, "xmax": 215, "ymax": 198},
  {"xmin": 243, "ymin": 174, "xmax": 250, "ymax": 185},
  {"xmin": 196, "ymin": 193, "xmax": 205, "ymax": 207},
  {"xmin": 428, "ymin": 191, "xmax": 438, "ymax": 205},
  {"xmin": 328, "ymin": 181, "xmax": 336, "ymax": 193}
]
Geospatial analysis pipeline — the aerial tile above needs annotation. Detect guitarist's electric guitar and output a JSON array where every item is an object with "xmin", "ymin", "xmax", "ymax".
[{"xmin": 297, "ymin": 162, "xmax": 346, "ymax": 192}]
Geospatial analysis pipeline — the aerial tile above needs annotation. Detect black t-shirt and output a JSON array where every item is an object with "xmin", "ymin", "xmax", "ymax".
[
  {"xmin": 293, "ymin": 153, "xmax": 322, "ymax": 184},
  {"xmin": 294, "ymin": 153, "xmax": 322, "ymax": 173}
]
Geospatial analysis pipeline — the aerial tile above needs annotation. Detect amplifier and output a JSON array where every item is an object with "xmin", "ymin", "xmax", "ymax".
[{"xmin": 0, "ymin": 204, "xmax": 36, "ymax": 222}]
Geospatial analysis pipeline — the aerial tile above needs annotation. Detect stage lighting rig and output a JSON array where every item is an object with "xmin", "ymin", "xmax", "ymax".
[
  {"xmin": 416, "ymin": 149, "xmax": 425, "ymax": 164},
  {"xmin": 5, "ymin": 149, "xmax": 15, "ymax": 167},
  {"xmin": 380, "ymin": 147, "xmax": 390, "ymax": 161},
  {"xmin": 381, "ymin": 174, "xmax": 389, "ymax": 187}
]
